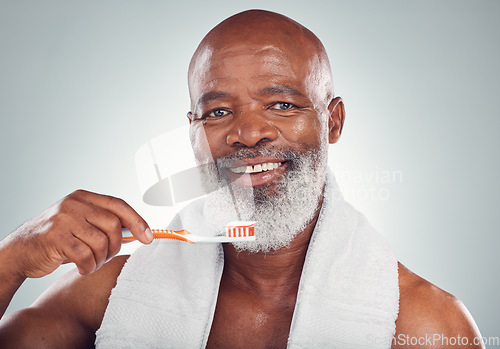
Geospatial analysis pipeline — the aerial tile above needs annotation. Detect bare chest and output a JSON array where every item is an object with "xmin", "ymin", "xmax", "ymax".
[{"xmin": 206, "ymin": 287, "xmax": 296, "ymax": 348}]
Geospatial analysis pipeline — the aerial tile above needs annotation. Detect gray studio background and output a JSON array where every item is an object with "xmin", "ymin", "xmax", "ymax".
[{"xmin": 1, "ymin": 0, "xmax": 499, "ymax": 339}]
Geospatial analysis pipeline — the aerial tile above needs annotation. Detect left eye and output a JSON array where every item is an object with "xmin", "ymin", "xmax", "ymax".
[
  {"xmin": 271, "ymin": 102, "xmax": 294, "ymax": 110},
  {"xmin": 208, "ymin": 109, "xmax": 229, "ymax": 118}
]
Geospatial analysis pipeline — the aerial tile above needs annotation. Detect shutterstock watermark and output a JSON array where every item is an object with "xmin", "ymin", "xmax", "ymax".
[
  {"xmin": 336, "ymin": 167, "xmax": 403, "ymax": 202},
  {"xmin": 367, "ymin": 333, "xmax": 500, "ymax": 347}
]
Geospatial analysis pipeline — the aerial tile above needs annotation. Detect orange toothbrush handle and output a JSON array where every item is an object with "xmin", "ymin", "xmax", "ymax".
[{"xmin": 122, "ymin": 229, "xmax": 194, "ymax": 244}]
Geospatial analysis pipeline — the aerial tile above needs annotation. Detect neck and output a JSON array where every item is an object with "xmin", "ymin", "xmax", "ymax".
[{"xmin": 221, "ymin": 200, "xmax": 322, "ymax": 296}]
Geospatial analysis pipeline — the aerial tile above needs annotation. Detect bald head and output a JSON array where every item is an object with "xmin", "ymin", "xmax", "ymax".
[
  {"xmin": 188, "ymin": 10, "xmax": 334, "ymax": 112},
  {"xmin": 190, "ymin": 10, "xmax": 327, "ymax": 59}
]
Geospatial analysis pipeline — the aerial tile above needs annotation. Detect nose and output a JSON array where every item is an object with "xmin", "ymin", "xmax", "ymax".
[{"xmin": 226, "ymin": 109, "xmax": 279, "ymax": 148}]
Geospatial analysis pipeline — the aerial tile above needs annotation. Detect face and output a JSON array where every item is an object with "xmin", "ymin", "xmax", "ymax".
[
  {"xmin": 187, "ymin": 41, "xmax": 342, "ymax": 252},
  {"xmin": 189, "ymin": 43, "xmax": 330, "ymax": 180}
]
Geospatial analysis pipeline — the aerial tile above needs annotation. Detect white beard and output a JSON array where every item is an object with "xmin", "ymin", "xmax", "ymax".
[{"xmin": 199, "ymin": 143, "xmax": 328, "ymax": 253}]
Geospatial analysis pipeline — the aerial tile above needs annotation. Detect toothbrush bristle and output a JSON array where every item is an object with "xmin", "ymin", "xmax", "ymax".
[{"xmin": 227, "ymin": 222, "xmax": 255, "ymax": 238}]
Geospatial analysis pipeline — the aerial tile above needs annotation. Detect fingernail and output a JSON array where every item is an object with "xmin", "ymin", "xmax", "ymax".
[{"xmin": 145, "ymin": 227, "xmax": 154, "ymax": 242}]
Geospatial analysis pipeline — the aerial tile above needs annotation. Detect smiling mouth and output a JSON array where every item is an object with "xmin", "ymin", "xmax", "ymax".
[{"xmin": 228, "ymin": 162, "xmax": 283, "ymax": 174}]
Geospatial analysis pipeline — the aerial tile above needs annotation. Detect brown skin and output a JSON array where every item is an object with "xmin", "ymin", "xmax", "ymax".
[
  {"xmin": 0, "ymin": 10, "xmax": 483, "ymax": 348},
  {"xmin": 0, "ymin": 256, "xmax": 129, "ymax": 348},
  {"xmin": 394, "ymin": 264, "xmax": 483, "ymax": 349},
  {"xmin": 0, "ymin": 189, "xmax": 153, "ymax": 348},
  {"xmin": 206, "ymin": 207, "xmax": 323, "ymax": 348}
]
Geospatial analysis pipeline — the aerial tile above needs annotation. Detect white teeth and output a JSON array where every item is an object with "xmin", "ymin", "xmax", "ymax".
[
  {"xmin": 229, "ymin": 162, "xmax": 282, "ymax": 174},
  {"xmin": 231, "ymin": 166, "xmax": 247, "ymax": 174}
]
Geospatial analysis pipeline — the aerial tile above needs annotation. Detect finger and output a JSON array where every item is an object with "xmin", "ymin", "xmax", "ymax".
[
  {"xmin": 84, "ymin": 205, "xmax": 124, "ymax": 260},
  {"xmin": 71, "ymin": 223, "xmax": 110, "ymax": 270},
  {"xmin": 55, "ymin": 195, "xmax": 122, "ymax": 262},
  {"xmin": 61, "ymin": 235, "xmax": 97, "ymax": 275},
  {"xmin": 73, "ymin": 190, "xmax": 153, "ymax": 244}
]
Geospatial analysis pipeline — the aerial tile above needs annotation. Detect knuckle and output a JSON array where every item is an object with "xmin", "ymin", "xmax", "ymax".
[
  {"xmin": 107, "ymin": 232, "xmax": 122, "ymax": 254},
  {"xmin": 46, "ymin": 215, "xmax": 73, "ymax": 239},
  {"xmin": 108, "ymin": 196, "xmax": 126, "ymax": 209},
  {"xmin": 133, "ymin": 217, "xmax": 146, "ymax": 228},
  {"xmin": 79, "ymin": 248, "xmax": 95, "ymax": 265},
  {"xmin": 49, "ymin": 212, "xmax": 69, "ymax": 226},
  {"xmin": 109, "ymin": 243, "xmax": 121, "ymax": 257},
  {"xmin": 72, "ymin": 189, "xmax": 88, "ymax": 198},
  {"xmin": 58, "ymin": 196, "xmax": 78, "ymax": 213},
  {"xmin": 109, "ymin": 216, "xmax": 122, "ymax": 232},
  {"xmin": 115, "ymin": 199, "xmax": 129, "ymax": 211},
  {"xmin": 69, "ymin": 240, "xmax": 85, "ymax": 254},
  {"xmin": 94, "ymin": 232, "xmax": 109, "ymax": 249}
]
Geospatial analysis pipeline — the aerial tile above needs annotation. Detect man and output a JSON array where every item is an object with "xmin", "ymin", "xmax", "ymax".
[{"xmin": 0, "ymin": 10, "xmax": 483, "ymax": 348}]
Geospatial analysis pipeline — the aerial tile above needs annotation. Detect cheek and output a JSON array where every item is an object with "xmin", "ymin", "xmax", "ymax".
[
  {"xmin": 291, "ymin": 118, "xmax": 307, "ymax": 136},
  {"xmin": 190, "ymin": 124, "xmax": 214, "ymax": 164},
  {"xmin": 282, "ymin": 116, "xmax": 323, "ymax": 148},
  {"xmin": 190, "ymin": 124, "xmax": 228, "ymax": 163}
]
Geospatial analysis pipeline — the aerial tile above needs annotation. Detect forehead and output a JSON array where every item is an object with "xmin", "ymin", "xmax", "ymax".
[{"xmin": 189, "ymin": 44, "xmax": 311, "ymax": 101}]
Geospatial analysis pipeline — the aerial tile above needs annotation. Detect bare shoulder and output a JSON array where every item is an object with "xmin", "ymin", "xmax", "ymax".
[
  {"xmin": 393, "ymin": 262, "xmax": 483, "ymax": 349},
  {"xmin": 0, "ymin": 255, "xmax": 129, "ymax": 349}
]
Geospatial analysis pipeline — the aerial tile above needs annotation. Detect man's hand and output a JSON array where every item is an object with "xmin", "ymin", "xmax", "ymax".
[{"xmin": 2, "ymin": 189, "xmax": 153, "ymax": 279}]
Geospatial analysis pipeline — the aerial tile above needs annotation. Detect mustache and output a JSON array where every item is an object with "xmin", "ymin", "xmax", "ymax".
[{"xmin": 215, "ymin": 146, "xmax": 302, "ymax": 168}]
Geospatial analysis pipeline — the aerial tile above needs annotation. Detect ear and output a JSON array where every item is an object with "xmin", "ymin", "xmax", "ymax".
[
  {"xmin": 187, "ymin": 111, "xmax": 193, "ymax": 124},
  {"xmin": 327, "ymin": 97, "xmax": 345, "ymax": 144}
]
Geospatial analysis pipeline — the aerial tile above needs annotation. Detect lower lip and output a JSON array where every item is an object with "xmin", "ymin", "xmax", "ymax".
[{"xmin": 225, "ymin": 163, "xmax": 287, "ymax": 187}]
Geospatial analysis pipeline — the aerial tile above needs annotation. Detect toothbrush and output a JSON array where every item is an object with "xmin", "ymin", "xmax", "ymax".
[{"xmin": 122, "ymin": 221, "xmax": 256, "ymax": 244}]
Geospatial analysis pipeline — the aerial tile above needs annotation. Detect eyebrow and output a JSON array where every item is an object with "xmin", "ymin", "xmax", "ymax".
[
  {"xmin": 196, "ymin": 91, "xmax": 230, "ymax": 107},
  {"xmin": 258, "ymin": 84, "xmax": 306, "ymax": 98},
  {"xmin": 196, "ymin": 84, "xmax": 306, "ymax": 107}
]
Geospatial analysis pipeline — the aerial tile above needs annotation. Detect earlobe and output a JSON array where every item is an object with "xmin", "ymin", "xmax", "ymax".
[{"xmin": 327, "ymin": 97, "xmax": 345, "ymax": 144}]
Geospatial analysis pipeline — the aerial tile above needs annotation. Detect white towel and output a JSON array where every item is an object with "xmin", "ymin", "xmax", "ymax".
[{"xmin": 96, "ymin": 170, "xmax": 399, "ymax": 348}]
